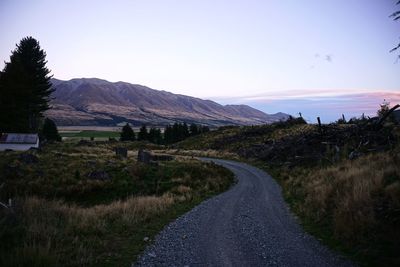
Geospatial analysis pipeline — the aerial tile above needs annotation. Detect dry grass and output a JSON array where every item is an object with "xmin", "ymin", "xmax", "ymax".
[
  {"xmin": 1, "ymin": 194, "xmax": 176, "ymax": 266},
  {"xmin": 0, "ymin": 142, "xmax": 234, "ymax": 266},
  {"xmin": 283, "ymin": 151, "xmax": 400, "ymax": 265},
  {"xmin": 155, "ymin": 149, "xmax": 239, "ymax": 160}
]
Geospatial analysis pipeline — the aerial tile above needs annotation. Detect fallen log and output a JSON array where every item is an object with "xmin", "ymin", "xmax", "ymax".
[{"xmin": 376, "ymin": 104, "xmax": 400, "ymax": 127}]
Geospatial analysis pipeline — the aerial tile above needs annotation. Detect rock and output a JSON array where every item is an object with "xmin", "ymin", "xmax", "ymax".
[
  {"xmin": 138, "ymin": 149, "xmax": 174, "ymax": 164},
  {"xmin": 87, "ymin": 170, "xmax": 111, "ymax": 180},
  {"xmin": 138, "ymin": 149, "xmax": 152, "ymax": 164},
  {"xmin": 19, "ymin": 153, "xmax": 38, "ymax": 164},
  {"xmin": 115, "ymin": 147, "xmax": 128, "ymax": 158}
]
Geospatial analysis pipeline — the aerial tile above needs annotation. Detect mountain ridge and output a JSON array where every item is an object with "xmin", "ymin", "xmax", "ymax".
[{"xmin": 46, "ymin": 78, "xmax": 289, "ymax": 126}]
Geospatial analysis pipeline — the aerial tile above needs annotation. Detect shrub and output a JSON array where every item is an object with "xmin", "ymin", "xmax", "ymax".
[{"xmin": 41, "ymin": 118, "xmax": 61, "ymax": 142}]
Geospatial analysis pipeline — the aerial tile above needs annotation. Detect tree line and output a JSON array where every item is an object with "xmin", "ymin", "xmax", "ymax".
[{"xmin": 120, "ymin": 122, "xmax": 209, "ymax": 144}]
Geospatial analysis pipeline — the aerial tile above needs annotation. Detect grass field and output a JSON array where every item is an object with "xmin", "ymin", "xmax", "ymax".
[
  {"xmin": 60, "ymin": 130, "xmax": 121, "ymax": 139},
  {"xmin": 0, "ymin": 141, "xmax": 234, "ymax": 266}
]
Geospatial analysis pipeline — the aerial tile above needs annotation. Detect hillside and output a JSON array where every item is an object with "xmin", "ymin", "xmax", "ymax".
[{"xmin": 46, "ymin": 78, "xmax": 289, "ymax": 126}]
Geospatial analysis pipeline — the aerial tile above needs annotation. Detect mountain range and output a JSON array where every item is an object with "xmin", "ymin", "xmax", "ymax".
[{"xmin": 46, "ymin": 78, "xmax": 289, "ymax": 126}]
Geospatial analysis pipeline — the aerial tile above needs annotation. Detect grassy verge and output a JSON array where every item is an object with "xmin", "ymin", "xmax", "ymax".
[
  {"xmin": 0, "ymin": 142, "xmax": 234, "ymax": 267},
  {"xmin": 259, "ymin": 150, "xmax": 400, "ymax": 267}
]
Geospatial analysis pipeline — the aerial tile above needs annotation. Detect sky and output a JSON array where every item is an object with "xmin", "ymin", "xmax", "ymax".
[{"xmin": 0, "ymin": 0, "xmax": 399, "ymax": 122}]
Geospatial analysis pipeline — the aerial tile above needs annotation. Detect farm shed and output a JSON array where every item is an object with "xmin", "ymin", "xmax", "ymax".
[{"xmin": 0, "ymin": 133, "xmax": 39, "ymax": 151}]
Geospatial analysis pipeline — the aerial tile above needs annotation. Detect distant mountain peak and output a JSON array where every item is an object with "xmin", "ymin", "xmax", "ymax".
[{"xmin": 47, "ymin": 78, "xmax": 290, "ymax": 126}]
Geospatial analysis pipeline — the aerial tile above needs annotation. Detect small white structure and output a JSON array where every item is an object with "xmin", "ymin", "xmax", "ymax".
[{"xmin": 0, "ymin": 133, "xmax": 39, "ymax": 151}]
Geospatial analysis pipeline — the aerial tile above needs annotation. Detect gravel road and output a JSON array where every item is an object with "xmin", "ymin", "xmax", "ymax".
[{"xmin": 135, "ymin": 159, "xmax": 354, "ymax": 267}]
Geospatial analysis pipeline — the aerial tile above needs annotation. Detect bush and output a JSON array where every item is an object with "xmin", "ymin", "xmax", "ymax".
[
  {"xmin": 120, "ymin": 123, "xmax": 135, "ymax": 141},
  {"xmin": 41, "ymin": 118, "xmax": 61, "ymax": 142}
]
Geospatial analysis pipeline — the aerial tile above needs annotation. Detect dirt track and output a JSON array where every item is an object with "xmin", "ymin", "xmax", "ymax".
[{"xmin": 136, "ymin": 159, "xmax": 354, "ymax": 267}]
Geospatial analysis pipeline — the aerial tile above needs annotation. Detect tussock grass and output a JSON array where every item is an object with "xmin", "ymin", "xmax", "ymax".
[
  {"xmin": 0, "ymin": 142, "xmax": 234, "ymax": 266},
  {"xmin": 282, "ymin": 151, "xmax": 400, "ymax": 266},
  {"xmin": 155, "ymin": 149, "xmax": 239, "ymax": 160},
  {"xmin": 1, "ymin": 194, "xmax": 175, "ymax": 267}
]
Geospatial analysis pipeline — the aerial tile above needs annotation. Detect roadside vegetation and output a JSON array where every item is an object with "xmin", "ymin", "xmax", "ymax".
[
  {"xmin": 176, "ymin": 109, "xmax": 400, "ymax": 266},
  {"xmin": 0, "ymin": 141, "xmax": 234, "ymax": 267}
]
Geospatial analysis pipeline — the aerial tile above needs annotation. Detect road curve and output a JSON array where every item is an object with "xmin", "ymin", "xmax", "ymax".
[{"xmin": 136, "ymin": 159, "xmax": 354, "ymax": 267}]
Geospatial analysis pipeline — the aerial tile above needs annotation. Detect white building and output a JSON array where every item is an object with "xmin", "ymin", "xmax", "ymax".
[{"xmin": 0, "ymin": 133, "xmax": 39, "ymax": 151}]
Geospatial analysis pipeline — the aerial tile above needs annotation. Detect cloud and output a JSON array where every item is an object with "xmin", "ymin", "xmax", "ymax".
[
  {"xmin": 311, "ymin": 53, "xmax": 333, "ymax": 68},
  {"xmin": 216, "ymin": 89, "xmax": 400, "ymax": 102},
  {"xmin": 212, "ymin": 90, "xmax": 400, "ymax": 122},
  {"xmin": 325, "ymin": 54, "xmax": 332, "ymax": 62}
]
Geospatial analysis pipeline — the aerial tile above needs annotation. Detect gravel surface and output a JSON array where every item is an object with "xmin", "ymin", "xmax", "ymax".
[{"xmin": 135, "ymin": 159, "xmax": 355, "ymax": 267}]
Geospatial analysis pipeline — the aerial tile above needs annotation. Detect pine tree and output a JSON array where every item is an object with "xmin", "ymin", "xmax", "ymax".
[
  {"xmin": 148, "ymin": 127, "xmax": 162, "ymax": 144},
  {"xmin": 41, "ymin": 118, "xmax": 61, "ymax": 142},
  {"xmin": 164, "ymin": 125, "xmax": 173, "ymax": 144},
  {"xmin": 138, "ymin": 125, "xmax": 148, "ymax": 141},
  {"xmin": 120, "ymin": 123, "xmax": 135, "ymax": 141},
  {"xmin": 200, "ymin": 125, "xmax": 210, "ymax": 133},
  {"xmin": 182, "ymin": 122, "xmax": 190, "ymax": 138},
  {"xmin": 0, "ymin": 37, "xmax": 54, "ymax": 132},
  {"xmin": 189, "ymin": 123, "xmax": 199, "ymax": 136},
  {"xmin": 172, "ymin": 123, "xmax": 179, "ymax": 142}
]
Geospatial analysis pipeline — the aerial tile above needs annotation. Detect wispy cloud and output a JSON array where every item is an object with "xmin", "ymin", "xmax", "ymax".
[
  {"xmin": 212, "ymin": 90, "xmax": 400, "ymax": 123},
  {"xmin": 213, "ymin": 89, "xmax": 400, "ymax": 102},
  {"xmin": 325, "ymin": 54, "xmax": 333, "ymax": 62}
]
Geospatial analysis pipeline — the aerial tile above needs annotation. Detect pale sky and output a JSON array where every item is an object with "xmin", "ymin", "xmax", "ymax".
[{"xmin": 1, "ymin": 0, "xmax": 399, "ymax": 122}]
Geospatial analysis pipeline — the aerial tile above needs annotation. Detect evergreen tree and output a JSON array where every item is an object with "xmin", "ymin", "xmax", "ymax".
[
  {"xmin": 164, "ymin": 125, "xmax": 173, "ymax": 144},
  {"xmin": 120, "ymin": 123, "xmax": 135, "ymax": 141},
  {"xmin": 41, "ymin": 118, "xmax": 61, "ymax": 142},
  {"xmin": 148, "ymin": 127, "xmax": 162, "ymax": 144},
  {"xmin": 0, "ymin": 37, "xmax": 54, "ymax": 132},
  {"xmin": 172, "ymin": 123, "xmax": 179, "ymax": 142},
  {"xmin": 189, "ymin": 123, "xmax": 199, "ymax": 136},
  {"xmin": 182, "ymin": 122, "xmax": 190, "ymax": 138},
  {"xmin": 200, "ymin": 125, "xmax": 210, "ymax": 133},
  {"xmin": 138, "ymin": 125, "xmax": 148, "ymax": 141}
]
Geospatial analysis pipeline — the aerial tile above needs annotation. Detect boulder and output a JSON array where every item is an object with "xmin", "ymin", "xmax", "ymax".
[
  {"xmin": 87, "ymin": 170, "xmax": 111, "ymax": 180},
  {"xmin": 137, "ymin": 149, "xmax": 152, "ymax": 164},
  {"xmin": 115, "ymin": 147, "xmax": 128, "ymax": 158}
]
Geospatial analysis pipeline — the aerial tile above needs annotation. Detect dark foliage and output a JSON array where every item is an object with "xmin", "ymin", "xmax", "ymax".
[
  {"xmin": 148, "ymin": 127, "xmax": 162, "ymax": 144},
  {"xmin": 0, "ymin": 37, "xmax": 53, "ymax": 132},
  {"xmin": 41, "ymin": 118, "xmax": 61, "ymax": 142},
  {"xmin": 189, "ymin": 123, "xmax": 199, "ymax": 136},
  {"xmin": 120, "ymin": 123, "xmax": 135, "ymax": 141},
  {"xmin": 137, "ymin": 125, "xmax": 148, "ymax": 141}
]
